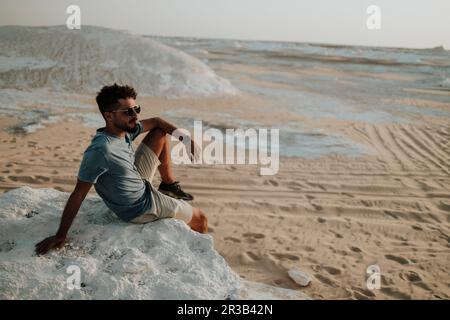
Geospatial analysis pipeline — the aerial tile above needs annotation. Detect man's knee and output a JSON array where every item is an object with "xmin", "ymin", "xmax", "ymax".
[
  {"xmin": 142, "ymin": 128, "xmax": 167, "ymax": 155},
  {"xmin": 143, "ymin": 128, "xmax": 166, "ymax": 144}
]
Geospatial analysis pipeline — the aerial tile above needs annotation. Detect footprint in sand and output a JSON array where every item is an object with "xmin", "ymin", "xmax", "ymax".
[
  {"xmin": 341, "ymin": 192, "xmax": 354, "ymax": 198},
  {"xmin": 398, "ymin": 270, "xmax": 431, "ymax": 291},
  {"xmin": 438, "ymin": 201, "xmax": 450, "ymax": 212},
  {"xmin": 384, "ymin": 210, "xmax": 399, "ymax": 220},
  {"xmin": 224, "ymin": 236, "xmax": 241, "ymax": 243},
  {"xmin": 264, "ymin": 179, "xmax": 279, "ymax": 187},
  {"xmin": 399, "ymin": 270, "xmax": 422, "ymax": 283},
  {"xmin": 10, "ymin": 176, "xmax": 43, "ymax": 184},
  {"xmin": 314, "ymin": 264, "xmax": 342, "ymax": 275},
  {"xmin": 287, "ymin": 182, "xmax": 304, "ymax": 191},
  {"xmin": 351, "ymin": 286, "xmax": 376, "ymax": 299},
  {"xmin": 302, "ymin": 246, "xmax": 315, "ymax": 252},
  {"xmin": 272, "ymin": 279, "xmax": 287, "ymax": 286},
  {"xmin": 360, "ymin": 200, "xmax": 373, "ymax": 207},
  {"xmin": 350, "ymin": 246, "xmax": 362, "ymax": 253},
  {"xmin": 317, "ymin": 217, "xmax": 326, "ymax": 223},
  {"xmin": 271, "ymin": 252, "xmax": 300, "ymax": 261},
  {"xmin": 312, "ymin": 203, "xmax": 324, "ymax": 211},
  {"xmin": 385, "ymin": 254, "xmax": 409, "ymax": 265},
  {"xmin": 306, "ymin": 181, "xmax": 327, "ymax": 191},
  {"xmin": 314, "ymin": 274, "xmax": 337, "ymax": 287},
  {"xmin": 352, "ymin": 292, "xmax": 370, "ymax": 300},
  {"xmin": 329, "ymin": 230, "xmax": 343, "ymax": 238},
  {"xmin": 321, "ymin": 265, "xmax": 342, "ymax": 275},
  {"xmin": 35, "ymin": 175, "xmax": 51, "ymax": 182},
  {"xmin": 380, "ymin": 287, "xmax": 411, "ymax": 299},
  {"xmin": 243, "ymin": 232, "xmax": 265, "ymax": 239}
]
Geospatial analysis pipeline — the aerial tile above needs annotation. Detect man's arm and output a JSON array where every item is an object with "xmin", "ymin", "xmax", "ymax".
[
  {"xmin": 140, "ymin": 117, "xmax": 178, "ymax": 134},
  {"xmin": 35, "ymin": 179, "xmax": 93, "ymax": 255},
  {"xmin": 140, "ymin": 117, "xmax": 200, "ymax": 161}
]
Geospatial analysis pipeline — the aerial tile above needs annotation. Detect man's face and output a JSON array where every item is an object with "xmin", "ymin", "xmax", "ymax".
[{"xmin": 109, "ymin": 98, "xmax": 139, "ymax": 133}]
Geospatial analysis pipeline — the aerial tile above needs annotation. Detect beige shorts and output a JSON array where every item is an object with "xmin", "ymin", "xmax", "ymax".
[{"xmin": 130, "ymin": 143, "xmax": 193, "ymax": 224}]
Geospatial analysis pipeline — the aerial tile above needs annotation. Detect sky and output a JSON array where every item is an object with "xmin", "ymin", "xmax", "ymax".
[{"xmin": 1, "ymin": 0, "xmax": 449, "ymax": 49}]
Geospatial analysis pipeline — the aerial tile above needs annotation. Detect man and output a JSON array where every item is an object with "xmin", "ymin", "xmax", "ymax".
[{"xmin": 35, "ymin": 84, "xmax": 208, "ymax": 255}]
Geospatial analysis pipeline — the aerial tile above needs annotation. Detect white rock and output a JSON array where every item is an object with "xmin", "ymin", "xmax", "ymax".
[
  {"xmin": 288, "ymin": 269, "xmax": 312, "ymax": 287},
  {"xmin": 0, "ymin": 186, "xmax": 309, "ymax": 300},
  {"xmin": 0, "ymin": 186, "xmax": 240, "ymax": 300}
]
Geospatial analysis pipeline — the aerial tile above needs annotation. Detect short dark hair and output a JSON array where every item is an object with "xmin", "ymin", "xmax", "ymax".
[{"xmin": 96, "ymin": 83, "xmax": 137, "ymax": 114}]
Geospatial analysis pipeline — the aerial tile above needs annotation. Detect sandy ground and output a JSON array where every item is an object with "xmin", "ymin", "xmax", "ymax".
[{"xmin": 1, "ymin": 94, "xmax": 449, "ymax": 300}]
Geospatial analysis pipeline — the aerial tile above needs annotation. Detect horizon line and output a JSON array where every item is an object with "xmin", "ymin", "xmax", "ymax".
[{"xmin": 1, "ymin": 23, "xmax": 448, "ymax": 51}]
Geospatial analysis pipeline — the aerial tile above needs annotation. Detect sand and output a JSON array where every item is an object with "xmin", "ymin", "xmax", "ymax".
[{"xmin": 0, "ymin": 93, "xmax": 449, "ymax": 300}]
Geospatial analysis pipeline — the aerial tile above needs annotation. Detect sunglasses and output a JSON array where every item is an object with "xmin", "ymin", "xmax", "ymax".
[{"xmin": 111, "ymin": 105, "xmax": 141, "ymax": 116}]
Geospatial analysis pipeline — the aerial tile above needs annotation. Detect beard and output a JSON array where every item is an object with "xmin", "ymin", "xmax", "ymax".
[{"xmin": 114, "ymin": 119, "xmax": 138, "ymax": 133}]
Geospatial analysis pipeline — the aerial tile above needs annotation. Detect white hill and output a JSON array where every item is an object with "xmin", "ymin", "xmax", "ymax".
[{"xmin": 0, "ymin": 25, "xmax": 237, "ymax": 97}]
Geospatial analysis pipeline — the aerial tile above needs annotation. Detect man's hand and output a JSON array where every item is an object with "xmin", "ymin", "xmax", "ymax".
[
  {"xmin": 35, "ymin": 179, "xmax": 92, "ymax": 256},
  {"xmin": 35, "ymin": 235, "xmax": 66, "ymax": 255}
]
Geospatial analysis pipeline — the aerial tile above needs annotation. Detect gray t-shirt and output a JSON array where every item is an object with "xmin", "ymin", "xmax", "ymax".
[{"xmin": 77, "ymin": 122, "xmax": 152, "ymax": 222}]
